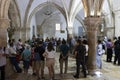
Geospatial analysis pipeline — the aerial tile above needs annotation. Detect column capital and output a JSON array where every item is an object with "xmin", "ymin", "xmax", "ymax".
[
  {"xmin": 0, "ymin": 18, "xmax": 10, "ymax": 29},
  {"xmin": 66, "ymin": 27, "xmax": 73, "ymax": 38},
  {"xmin": 84, "ymin": 17, "xmax": 102, "ymax": 31},
  {"xmin": 20, "ymin": 27, "xmax": 30, "ymax": 31},
  {"xmin": 67, "ymin": 27, "xmax": 73, "ymax": 34},
  {"xmin": 14, "ymin": 27, "xmax": 21, "ymax": 31}
]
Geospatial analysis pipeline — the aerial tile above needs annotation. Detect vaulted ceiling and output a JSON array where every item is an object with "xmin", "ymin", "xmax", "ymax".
[
  {"xmin": 12, "ymin": 0, "xmax": 111, "ymax": 28},
  {"xmin": 14, "ymin": 0, "xmax": 84, "ymax": 27}
]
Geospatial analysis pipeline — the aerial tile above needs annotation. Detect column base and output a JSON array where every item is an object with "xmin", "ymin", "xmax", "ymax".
[{"xmin": 88, "ymin": 69, "xmax": 97, "ymax": 76}]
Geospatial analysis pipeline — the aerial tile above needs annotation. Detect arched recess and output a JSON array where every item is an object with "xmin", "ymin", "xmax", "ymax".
[
  {"xmin": 8, "ymin": 0, "xmax": 21, "ymax": 40},
  {"xmin": 27, "ymin": 2, "xmax": 67, "ymax": 30},
  {"xmin": 25, "ymin": 2, "xmax": 67, "ymax": 39}
]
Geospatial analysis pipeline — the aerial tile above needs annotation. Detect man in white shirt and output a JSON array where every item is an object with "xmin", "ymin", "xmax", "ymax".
[{"xmin": 8, "ymin": 43, "xmax": 22, "ymax": 73}]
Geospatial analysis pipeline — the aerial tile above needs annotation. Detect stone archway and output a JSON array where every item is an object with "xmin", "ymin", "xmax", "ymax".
[
  {"xmin": 25, "ymin": 2, "xmax": 67, "ymax": 40},
  {"xmin": 75, "ymin": 16, "xmax": 87, "ymax": 32}
]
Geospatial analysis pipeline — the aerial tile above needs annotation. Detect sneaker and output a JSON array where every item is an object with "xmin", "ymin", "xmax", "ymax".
[
  {"xmin": 32, "ymin": 73, "xmax": 36, "ymax": 76},
  {"xmin": 73, "ymin": 75, "xmax": 79, "ymax": 78}
]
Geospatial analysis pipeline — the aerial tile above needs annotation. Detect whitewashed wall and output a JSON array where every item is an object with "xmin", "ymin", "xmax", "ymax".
[{"xmin": 35, "ymin": 7, "xmax": 67, "ymax": 40}]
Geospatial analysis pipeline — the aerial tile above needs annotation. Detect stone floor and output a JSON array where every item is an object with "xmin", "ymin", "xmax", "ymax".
[{"xmin": 7, "ymin": 53, "xmax": 120, "ymax": 80}]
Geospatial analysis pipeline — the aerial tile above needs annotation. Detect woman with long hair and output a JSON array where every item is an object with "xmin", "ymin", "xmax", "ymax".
[{"xmin": 43, "ymin": 42, "xmax": 55, "ymax": 80}]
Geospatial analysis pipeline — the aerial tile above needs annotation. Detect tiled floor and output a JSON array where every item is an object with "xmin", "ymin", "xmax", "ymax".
[{"xmin": 7, "ymin": 53, "xmax": 120, "ymax": 80}]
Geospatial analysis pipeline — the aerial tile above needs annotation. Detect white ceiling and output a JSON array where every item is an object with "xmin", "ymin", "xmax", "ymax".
[{"xmin": 15, "ymin": 0, "xmax": 111, "ymax": 27}]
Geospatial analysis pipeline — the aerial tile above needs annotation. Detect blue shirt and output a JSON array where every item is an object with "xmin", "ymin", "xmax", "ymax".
[
  {"xmin": 22, "ymin": 49, "xmax": 31, "ymax": 61},
  {"xmin": 60, "ymin": 44, "xmax": 69, "ymax": 56}
]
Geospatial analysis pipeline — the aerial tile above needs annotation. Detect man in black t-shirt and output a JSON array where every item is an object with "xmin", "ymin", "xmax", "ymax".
[
  {"xmin": 114, "ymin": 36, "xmax": 120, "ymax": 65},
  {"xmin": 73, "ymin": 39, "xmax": 87, "ymax": 78}
]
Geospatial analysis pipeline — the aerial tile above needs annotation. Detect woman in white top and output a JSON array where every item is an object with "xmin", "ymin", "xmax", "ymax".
[
  {"xmin": 43, "ymin": 42, "xmax": 55, "ymax": 80},
  {"xmin": 96, "ymin": 40, "xmax": 103, "ymax": 69}
]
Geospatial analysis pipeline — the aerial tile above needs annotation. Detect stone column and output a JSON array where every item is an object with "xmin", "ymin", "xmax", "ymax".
[
  {"xmin": 0, "ymin": 19, "xmax": 10, "ymax": 47},
  {"xmin": 67, "ymin": 27, "xmax": 73, "ymax": 39},
  {"xmin": 84, "ymin": 17, "xmax": 101, "ymax": 75},
  {"xmin": 13, "ymin": 27, "xmax": 21, "ymax": 41},
  {"xmin": 0, "ymin": 18, "xmax": 15, "ymax": 77},
  {"xmin": 20, "ymin": 27, "xmax": 30, "ymax": 41},
  {"xmin": 20, "ymin": 27, "xmax": 26, "ymax": 41},
  {"xmin": 26, "ymin": 27, "xmax": 30, "ymax": 40}
]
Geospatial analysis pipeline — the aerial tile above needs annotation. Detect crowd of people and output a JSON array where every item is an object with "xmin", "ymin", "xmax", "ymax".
[{"xmin": 1, "ymin": 36, "xmax": 120, "ymax": 80}]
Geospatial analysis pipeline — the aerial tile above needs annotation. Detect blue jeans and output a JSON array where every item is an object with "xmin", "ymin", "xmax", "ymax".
[{"xmin": 9, "ymin": 57, "xmax": 22, "ymax": 73}]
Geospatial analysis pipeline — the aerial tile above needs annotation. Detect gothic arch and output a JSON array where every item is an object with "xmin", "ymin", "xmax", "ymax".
[
  {"xmin": 23, "ymin": 0, "xmax": 34, "ymax": 29},
  {"xmin": 75, "ymin": 16, "xmax": 86, "ymax": 32},
  {"xmin": 8, "ymin": 0, "xmax": 21, "ymax": 28},
  {"xmin": 27, "ymin": 2, "xmax": 67, "ymax": 29},
  {"xmin": 8, "ymin": 0, "xmax": 21, "ymax": 39}
]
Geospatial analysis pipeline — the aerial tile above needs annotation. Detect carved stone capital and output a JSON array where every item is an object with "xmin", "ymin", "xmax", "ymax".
[
  {"xmin": 67, "ymin": 27, "xmax": 73, "ymax": 34},
  {"xmin": 0, "ymin": 18, "xmax": 10, "ymax": 29},
  {"xmin": 14, "ymin": 27, "xmax": 21, "ymax": 31},
  {"xmin": 20, "ymin": 27, "xmax": 30, "ymax": 32},
  {"xmin": 0, "ymin": 29, "xmax": 7, "ymax": 47},
  {"xmin": 84, "ymin": 17, "xmax": 102, "ymax": 32}
]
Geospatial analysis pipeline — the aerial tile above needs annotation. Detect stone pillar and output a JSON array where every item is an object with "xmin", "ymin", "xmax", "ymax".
[
  {"xmin": 20, "ymin": 27, "xmax": 26, "ymax": 41},
  {"xmin": 20, "ymin": 27, "xmax": 30, "ymax": 41},
  {"xmin": 0, "ymin": 18, "xmax": 15, "ymax": 77},
  {"xmin": 0, "ymin": 19, "xmax": 10, "ymax": 47},
  {"xmin": 84, "ymin": 17, "xmax": 101, "ymax": 75},
  {"xmin": 26, "ymin": 27, "xmax": 30, "ymax": 40},
  {"xmin": 67, "ymin": 27, "xmax": 73, "ymax": 39},
  {"xmin": 13, "ymin": 27, "xmax": 21, "ymax": 41},
  {"xmin": 37, "ymin": 26, "xmax": 42, "ymax": 37}
]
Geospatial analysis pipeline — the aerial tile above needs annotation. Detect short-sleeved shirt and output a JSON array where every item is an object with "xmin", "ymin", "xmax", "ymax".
[
  {"xmin": 46, "ymin": 48, "xmax": 55, "ymax": 58},
  {"xmin": 60, "ymin": 44, "xmax": 69, "ymax": 56},
  {"xmin": 8, "ymin": 47, "xmax": 17, "ymax": 57},
  {"xmin": 22, "ymin": 49, "xmax": 31, "ymax": 61},
  {"xmin": 75, "ymin": 44, "xmax": 86, "ymax": 62}
]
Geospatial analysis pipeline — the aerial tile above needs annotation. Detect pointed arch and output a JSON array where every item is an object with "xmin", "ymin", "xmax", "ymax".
[
  {"xmin": 27, "ymin": 2, "xmax": 67, "ymax": 29},
  {"xmin": 8, "ymin": 0, "xmax": 21, "ymax": 28}
]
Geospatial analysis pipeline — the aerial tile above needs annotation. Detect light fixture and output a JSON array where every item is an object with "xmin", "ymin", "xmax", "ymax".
[{"xmin": 44, "ymin": 0, "xmax": 52, "ymax": 15}]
